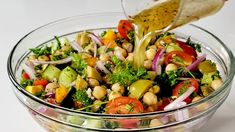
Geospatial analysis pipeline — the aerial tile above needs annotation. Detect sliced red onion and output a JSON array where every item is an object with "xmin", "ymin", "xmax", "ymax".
[
  {"xmin": 164, "ymin": 86, "xmax": 195, "ymax": 110},
  {"xmin": 151, "ymin": 48, "xmax": 165, "ymax": 75},
  {"xmin": 70, "ymin": 41, "xmax": 83, "ymax": 52},
  {"xmin": 32, "ymin": 56, "xmax": 72, "ymax": 65},
  {"xmin": 177, "ymin": 78, "xmax": 200, "ymax": 81},
  {"xmin": 96, "ymin": 60, "xmax": 111, "ymax": 74},
  {"xmin": 23, "ymin": 61, "xmax": 36, "ymax": 79},
  {"xmin": 186, "ymin": 54, "xmax": 206, "ymax": 71},
  {"xmin": 45, "ymin": 92, "xmax": 55, "ymax": 98},
  {"xmin": 174, "ymin": 101, "xmax": 189, "ymax": 122},
  {"xmin": 88, "ymin": 32, "xmax": 103, "ymax": 46}
]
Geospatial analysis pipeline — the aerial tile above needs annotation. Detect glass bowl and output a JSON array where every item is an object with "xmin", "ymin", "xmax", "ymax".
[{"xmin": 7, "ymin": 12, "xmax": 235, "ymax": 132}]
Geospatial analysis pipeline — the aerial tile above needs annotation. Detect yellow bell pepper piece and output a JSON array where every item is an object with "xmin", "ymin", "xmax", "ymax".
[
  {"xmin": 129, "ymin": 80, "xmax": 153, "ymax": 99},
  {"xmin": 25, "ymin": 85, "xmax": 43, "ymax": 96},
  {"xmin": 55, "ymin": 85, "xmax": 69, "ymax": 104},
  {"xmin": 75, "ymin": 75, "xmax": 88, "ymax": 90}
]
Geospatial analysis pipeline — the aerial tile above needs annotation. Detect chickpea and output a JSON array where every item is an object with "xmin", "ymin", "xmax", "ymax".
[
  {"xmin": 54, "ymin": 49, "xmax": 64, "ymax": 56},
  {"xmin": 192, "ymin": 96, "xmax": 208, "ymax": 111},
  {"xmin": 115, "ymin": 47, "xmax": 127, "ymax": 57},
  {"xmin": 108, "ymin": 91, "xmax": 122, "ymax": 100},
  {"xmin": 192, "ymin": 96, "xmax": 203, "ymax": 103},
  {"xmin": 165, "ymin": 63, "xmax": 177, "ymax": 73},
  {"xmin": 148, "ymin": 45, "xmax": 157, "ymax": 50},
  {"xmin": 122, "ymin": 42, "xmax": 133, "ymax": 53},
  {"xmin": 91, "ymin": 100, "xmax": 102, "ymax": 112},
  {"xmin": 126, "ymin": 53, "xmax": 134, "ymax": 62},
  {"xmin": 28, "ymin": 55, "xmax": 36, "ymax": 61},
  {"xmin": 144, "ymin": 60, "xmax": 152, "ymax": 69},
  {"xmin": 111, "ymin": 83, "xmax": 125, "ymax": 94},
  {"xmin": 211, "ymin": 79, "xmax": 223, "ymax": 90},
  {"xmin": 143, "ymin": 92, "xmax": 158, "ymax": 106},
  {"xmin": 149, "ymin": 85, "xmax": 160, "ymax": 94},
  {"xmin": 38, "ymin": 55, "xmax": 49, "ymax": 61},
  {"xmin": 99, "ymin": 54, "xmax": 110, "ymax": 62},
  {"xmin": 45, "ymin": 82, "xmax": 59, "ymax": 93},
  {"xmin": 149, "ymin": 119, "xmax": 163, "ymax": 127},
  {"xmin": 61, "ymin": 45, "xmax": 71, "ymax": 51},
  {"xmin": 145, "ymin": 48, "xmax": 156, "ymax": 60},
  {"xmin": 88, "ymin": 78, "xmax": 99, "ymax": 87},
  {"xmin": 92, "ymin": 86, "xmax": 107, "ymax": 100}
]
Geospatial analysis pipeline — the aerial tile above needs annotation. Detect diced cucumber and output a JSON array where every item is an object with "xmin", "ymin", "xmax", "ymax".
[
  {"xmin": 42, "ymin": 65, "xmax": 61, "ymax": 82},
  {"xmin": 58, "ymin": 66, "xmax": 78, "ymax": 87},
  {"xmin": 25, "ymin": 85, "xmax": 43, "ymax": 96}
]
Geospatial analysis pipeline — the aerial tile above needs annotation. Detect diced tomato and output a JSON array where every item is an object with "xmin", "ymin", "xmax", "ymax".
[
  {"xmin": 33, "ymin": 79, "xmax": 48, "ymax": 87},
  {"xmin": 158, "ymin": 98, "xmax": 172, "ymax": 111},
  {"xmin": 172, "ymin": 79, "xmax": 199, "ymax": 104},
  {"xmin": 106, "ymin": 97, "xmax": 144, "ymax": 114},
  {"xmin": 118, "ymin": 20, "xmax": 133, "ymax": 40},
  {"xmin": 22, "ymin": 72, "xmax": 30, "ymax": 80},
  {"xmin": 164, "ymin": 51, "xmax": 196, "ymax": 66},
  {"xmin": 176, "ymin": 40, "xmax": 197, "ymax": 57}
]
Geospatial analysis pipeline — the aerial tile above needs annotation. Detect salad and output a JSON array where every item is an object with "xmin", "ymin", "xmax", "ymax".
[{"xmin": 20, "ymin": 20, "xmax": 223, "ymax": 116}]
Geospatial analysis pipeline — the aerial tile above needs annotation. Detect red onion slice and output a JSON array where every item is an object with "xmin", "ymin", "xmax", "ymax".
[
  {"xmin": 164, "ymin": 86, "xmax": 195, "ymax": 110},
  {"xmin": 23, "ymin": 61, "xmax": 36, "ymax": 79},
  {"xmin": 93, "ymin": 40, "xmax": 97, "ymax": 57},
  {"xmin": 70, "ymin": 41, "xmax": 83, "ymax": 52},
  {"xmin": 88, "ymin": 32, "xmax": 103, "ymax": 46},
  {"xmin": 174, "ymin": 101, "xmax": 189, "ymax": 122},
  {"xmin": 96, "ymin": 60, "xmax": 111, "ymax": 74},
  {"xmin": 104, "ymin": 42, "xmax": 111, "ymax": 53},
  {"xmin": 151, "ymin": 48, "xmax": 165, "ymax": 75},
  {"xmin": 186, "ymin": 54, "xmax": 206, "ymax": 71},
  {"xmin": 114, "ymin": 50, "xmax": 125, "ymax": 61},
  {"xmin": 32, "ymin": 56, "xmax": 72, "ymax": 65}
]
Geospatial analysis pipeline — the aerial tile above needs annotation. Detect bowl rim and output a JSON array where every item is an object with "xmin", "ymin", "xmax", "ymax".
[{"xmin": 7, "ymin": 12, "xmax": 235, "ymax": 118}]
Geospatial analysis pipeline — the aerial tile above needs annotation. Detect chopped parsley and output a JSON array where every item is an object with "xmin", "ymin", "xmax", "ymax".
[
  {"xmin": 71, "ymin": 53, "xmax": 87, "ymax": 75},
  {"xmin": 30, "ymin": 45, "xmax": 51, "ymax": 57},
  {"xmin": 73, "ymin": 89, "xmax": 92, "ymax": 107}
]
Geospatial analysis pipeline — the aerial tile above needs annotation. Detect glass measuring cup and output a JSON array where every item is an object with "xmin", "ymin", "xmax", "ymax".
[
  {"xmin": 121, "ymin": 0, "xmax": 225, "ymax": 68},
  {"xmin": 122, "ymin": 0, "xmax": 225, "ymax": 36}
]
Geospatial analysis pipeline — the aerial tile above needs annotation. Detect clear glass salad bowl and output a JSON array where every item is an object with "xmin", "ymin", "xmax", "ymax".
[{"xmin": 7, "ymin": 12, "xmax": 235, "ymax": 132}]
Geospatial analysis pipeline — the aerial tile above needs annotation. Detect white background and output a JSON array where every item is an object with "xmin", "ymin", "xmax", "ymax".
[{"xmin": 1, "ymin": 0, "xmax": 235, "ymax": 131}]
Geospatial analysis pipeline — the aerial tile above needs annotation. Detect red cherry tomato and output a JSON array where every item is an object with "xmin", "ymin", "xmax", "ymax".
[
  {"xmin": 106, "ymin": 97, "xmax": 144, "ymax": 114},
  {"xmin": 118, "ymin": 20, "xmax": 133, "ymax": 40},
  {"xmin": 164, "ymin": 51, "xmax": 196, "ymax": 66},
  {"xmin": 172, "ymin": 79, "xmax": 199, "ymax": 104},
  {"xmin": 33, "ymin": 79, "xmax": 48, "ymax": 87},
  {"xmin": 158, "ymin": 98, "xmax": 172, "ymax": 111},
  {"xmin": 22, "ymin": 72, "xmax": 30, "ymax": 79},
  {"xmin": 176, "ymin": 40, "xmax": 197, "ymax": 57}
]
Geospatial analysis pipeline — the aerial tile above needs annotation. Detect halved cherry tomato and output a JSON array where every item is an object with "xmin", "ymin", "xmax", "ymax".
[
  {"xmin": 164, "ymin": 51, "xmax": 195, "ymax": 66},
  {"xmin": 118, "ymin": 20, "xmax": 133, "ymax": 40},
  {"xmin": 158, "ymin": 98, "xmax": 172, "ymax": 111},
  {"xmin": 22, "ymin": 72, "xmax": 30, "ymax": 80},
  {"xmin": 176, "ymin": 40, "xmax": 197, "ymax": 57},
  {"xmin": 106, "ymin": 97, "xmax": 144, "ymax": 114},
  {"xmin": 172, "ymin": 79, "xmax": 199, "ymax": 104},
  {"xmin": 33, "ymin": 79, "xmax": 48, "ymax": 87}
]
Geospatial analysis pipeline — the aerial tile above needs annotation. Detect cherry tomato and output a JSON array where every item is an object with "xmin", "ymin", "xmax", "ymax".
[
  {"xmin": 158, "ymin": 98, "xmax": 172, "ymax": 111},
  {"xmin": 118, "ymin": 20, "xmax": 133, "ymax": 40},
  {"xmin": 172, "ymin": 79, "xmax": 199, "ymax": 104},
  {"xmin": 106, "ymin": 97, "xmax": 144, "ymax": 114},
  {"xmin": 164, "ymin": 51, "xmax": 196, "ymax": 66},
  {"xmin": 22, "ymin": 72, "xmax": 30, "ymax": 80},
  {"xmin": 33, "ymin": 79, "xmax": 48, "ymax": 87},
  {"xmin": 176, "ymin": 40, "xmax": 197, "ymax": 57}
]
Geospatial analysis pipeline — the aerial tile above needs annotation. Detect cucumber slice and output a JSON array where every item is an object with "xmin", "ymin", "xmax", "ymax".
[
  {"xmin": 42, "ymin": 65, "xmax": 61, "ymax": 82},
  {"xmin": 59, "ymin": 66, "xmax": 77, "ymax": 87}
]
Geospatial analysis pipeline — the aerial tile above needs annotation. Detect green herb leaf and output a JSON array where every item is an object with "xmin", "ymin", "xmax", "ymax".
[
  {"xmin": 30, "ymin": 45, "xmax": 51, "ymax": 57},
  {"xmin": 71, "ymin": 53, "xmax": 87, "ymax": 75},
  {"xmin": 186, "ymin": 37, "xmax": 201, "ymax": 52},
  {"xmin": 73, "ymin": 89, "xmax": 92, "ymax": 106}
]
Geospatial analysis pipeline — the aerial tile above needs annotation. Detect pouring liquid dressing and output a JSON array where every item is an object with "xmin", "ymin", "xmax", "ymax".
[{"xmin": 126, "ymin": 0, "xmax": 225, "ymax": 68}]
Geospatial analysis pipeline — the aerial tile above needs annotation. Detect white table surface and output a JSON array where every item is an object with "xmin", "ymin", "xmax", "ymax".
[{"xmin": 1, "ymin": 0, "xmax": 235, "ymax": 131}]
